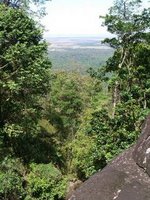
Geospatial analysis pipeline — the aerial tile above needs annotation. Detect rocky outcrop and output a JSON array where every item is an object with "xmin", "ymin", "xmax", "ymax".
[
  {"xmin": 69, "ymin": 115, "xmax": 150, "ymax": 200},
  {"xmin": 133, "ymin": 117, "xmax": 150, "ymax": 176}
]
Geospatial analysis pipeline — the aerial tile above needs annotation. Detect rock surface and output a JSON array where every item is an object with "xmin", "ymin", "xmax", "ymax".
[{"xmin": 69, "ymin": 115, "xmax": 150, "ymax": 200}]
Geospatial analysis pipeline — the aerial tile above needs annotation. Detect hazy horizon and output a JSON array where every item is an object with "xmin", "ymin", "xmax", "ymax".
[{"xmin": 44, "ymin": 34, "xmax": 114, "ymax": 41}]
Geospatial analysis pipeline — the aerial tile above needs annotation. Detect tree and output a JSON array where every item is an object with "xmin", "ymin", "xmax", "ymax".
[
  {"xmin": 85, "ymin": 0, "xmax": 150, "ymax": 172},
  {"xmin": 0, "ymin": 4, "xmax": 59, "ymax": 199},
  {"xmin": 0, "ymin": 4, "xmax": 51, "ymax": 161},
  {"xmin": 100, "ymin": 0, "xmax": 150, "ymax": 116},
  {"xmin": 0, "ymin": 0, "xmax": 51, "ymax": 17}
]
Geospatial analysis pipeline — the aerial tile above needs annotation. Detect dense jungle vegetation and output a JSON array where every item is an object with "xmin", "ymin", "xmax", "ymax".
[{"xmin": 0, "ymin": 0, "xmax": 150, "ymax": 199}]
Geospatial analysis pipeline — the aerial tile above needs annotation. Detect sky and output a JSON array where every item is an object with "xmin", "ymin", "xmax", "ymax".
[{"xmin": 41, "ymin": 0, "xmax": 149, "ymax": 37}]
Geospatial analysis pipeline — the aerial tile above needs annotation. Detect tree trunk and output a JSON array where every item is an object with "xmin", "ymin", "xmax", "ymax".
[
  {"xmin": 112, "ymin": 81, "xmax": 120, "ymax": 118},
  {"xmin": 143, "ymin": 92, "xmax": 147, "ymax": 109}
]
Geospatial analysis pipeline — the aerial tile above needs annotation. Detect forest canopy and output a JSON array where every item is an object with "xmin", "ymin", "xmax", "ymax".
[{"xmin": 0, "ymin": 0, "xmax": 150, "ymax": 199}]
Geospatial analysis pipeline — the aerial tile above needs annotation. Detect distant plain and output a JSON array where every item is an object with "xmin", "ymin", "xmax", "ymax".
[{"xmin": 47, "ymin": 37, "xmax": 114, "ymax": 74}]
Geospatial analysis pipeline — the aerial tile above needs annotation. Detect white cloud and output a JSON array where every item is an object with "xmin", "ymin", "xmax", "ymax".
[
  {"xmin": 41, "ymin": 0, "xmax": 149, "ymax": 37},
  {"xmin": 41, "ymin": 0, "xmax": 114, "ymax": 36}
]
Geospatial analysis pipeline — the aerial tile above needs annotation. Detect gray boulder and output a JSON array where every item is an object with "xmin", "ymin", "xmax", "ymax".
[{"xmin": 69, "ymin": 115, "xmax": 150, "ymax": 200}]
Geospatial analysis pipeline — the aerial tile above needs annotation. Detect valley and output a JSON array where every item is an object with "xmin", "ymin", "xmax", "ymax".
[{"xmin": 47, "ymin": 37, "xmax": 114, "ymax": 73}]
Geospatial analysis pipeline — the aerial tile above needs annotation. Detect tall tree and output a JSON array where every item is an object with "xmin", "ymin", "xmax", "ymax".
[
  {"xmin": 0, "ymin": 4, "xmax": 51, "ymax": 161},
  {"xmin": 100, "ymin": 0, "xmax": 150, "ymax": 116},
  {"xmin": 86, "ymin": 0, "xmax": 150, "ymax": 173}
]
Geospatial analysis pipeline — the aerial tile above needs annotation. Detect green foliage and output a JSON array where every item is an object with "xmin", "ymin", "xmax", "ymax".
[
  {"xmin": 68, "ymin": 90, "xmax": 111, "ymax": 179},
  {"xmin": 0, "ymin": 4, "xmax": 51, "ymax": 161},
  {"xmin": 86, "ymin": 0, "xmax": 150, "ymax": 172},
  {"xmin": 87, "ymin": 107, "xmax": 141, "ymax": 167},
  {"xmin": 41, "ymin": 71, "xmax": 104, "ymax": 174},
  {"xmin": 0, "ymin": 0, "xmax": 50, "ymax": 17},
  {"xmin": 0, "ymin": 159, "xmax": 68, "ymax": 200},
  {"xmin": 26, "ymin": 163, "xmax": 67, "ymax": 200},
  {"xmin": 70, "ymin": 128, "xmax": 96, "ymax": 179},
  {"xmin": 1, "ymin": 0, "xmax": 150, "ymax": 198},
  {"xmin": 101, "ymin": 0, "xmax": 150, "ymax": 113},
  {"xmin": 49, "ymin": 48, "xmax": 114, "ymax": 74},
  {"xmin": 0, "ymin": 5, "xmax": 63, "ymax": 199},
  {"xmin": 0, "ymin": 157, "xmax": 26, "ymax": 200},
  {"xmin": 50, "ymin": 72, "xmax": 84, "ymax": 132}
]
